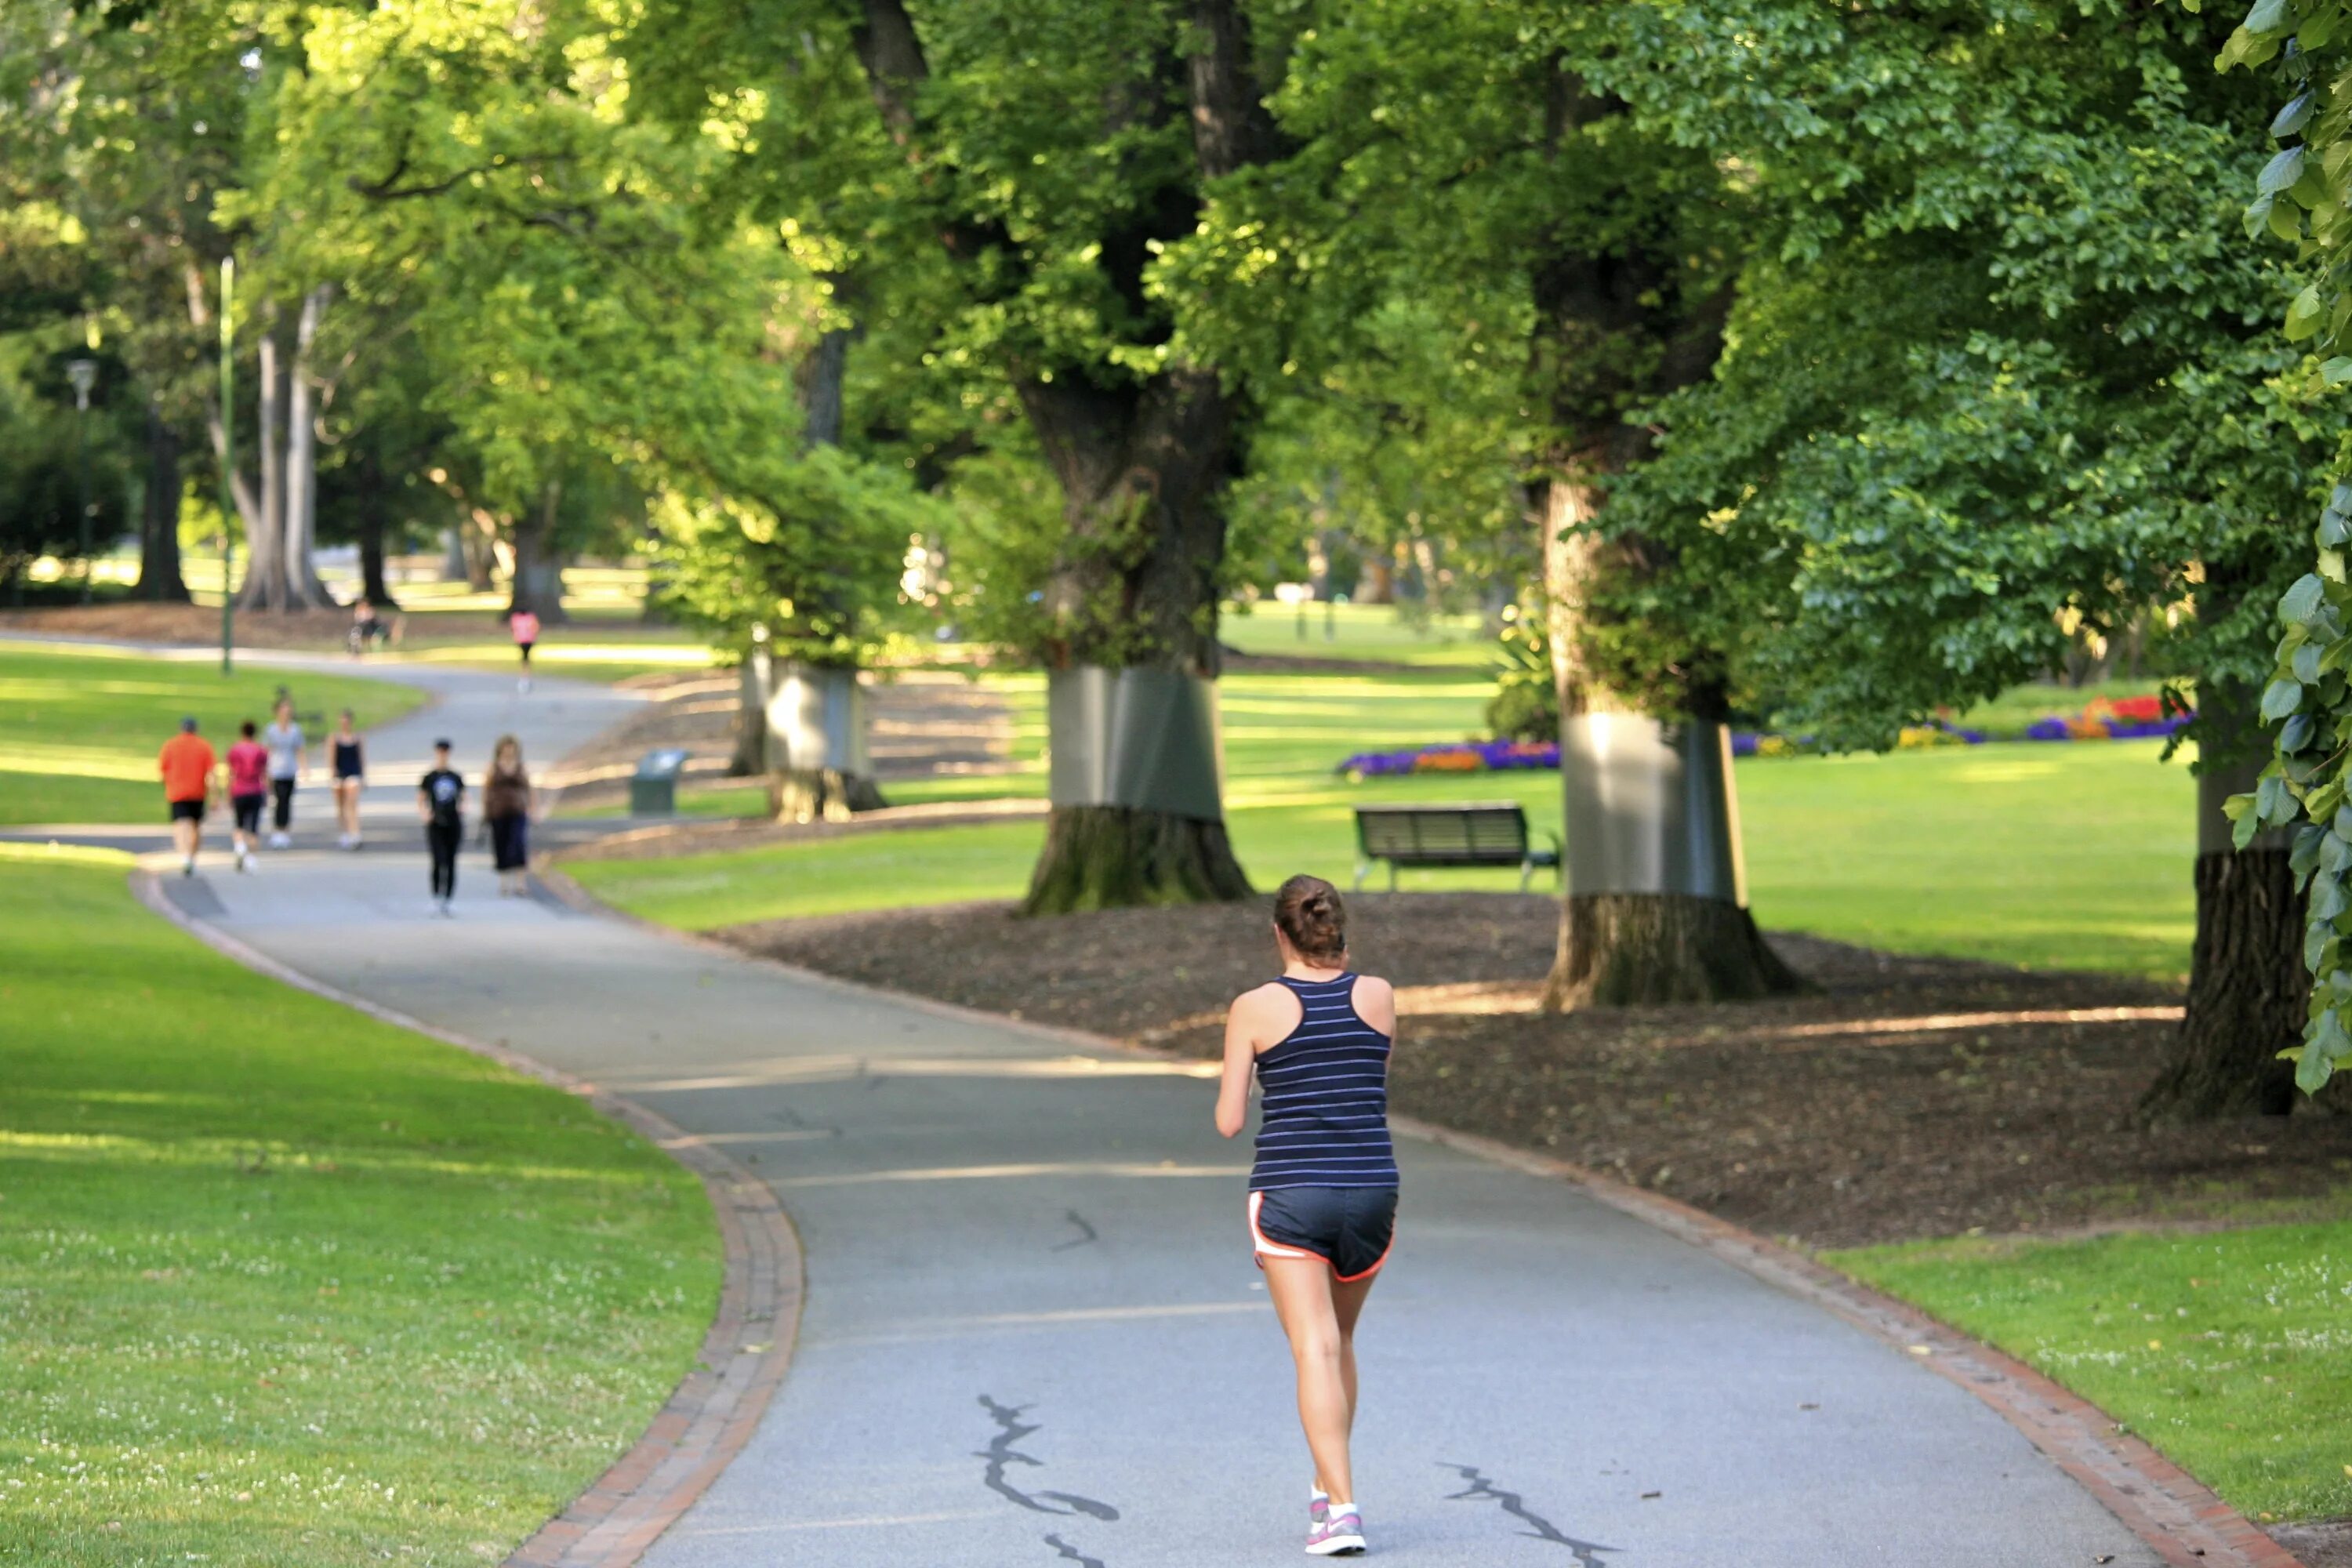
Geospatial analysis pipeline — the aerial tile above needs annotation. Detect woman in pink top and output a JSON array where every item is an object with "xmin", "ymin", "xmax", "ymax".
[
  {"xmin": 509, "ymin": 608, "xmax": 540, "ymax": 692},
  {"xmin": 225, "ymin": 720, "xmax": 270, "ymax": 873}
]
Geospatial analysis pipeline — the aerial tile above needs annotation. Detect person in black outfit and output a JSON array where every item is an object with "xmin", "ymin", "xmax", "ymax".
[{"xmin": 417, "ymin": 740, "xmax": 466, "ymax": 916}]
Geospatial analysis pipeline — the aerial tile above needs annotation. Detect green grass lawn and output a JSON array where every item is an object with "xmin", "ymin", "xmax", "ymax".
[
  {"xmin": 0, "ymin": 641, "xmax": 424, "ymax": 826},
  {"xmin": 0, "ymin": 845, "xmax": 721, "ymax": 1565},
  {"xmin": 1217, "ymin": 601, "xmax": 1498, "ymax": 666},
  {"xmin": 571, "ymin": 667, "xmax": 2200, "ymax": 979},
  {"xmin": 1831, "ymin": 1223, "xmax": 2352, "ymax": 1523}
]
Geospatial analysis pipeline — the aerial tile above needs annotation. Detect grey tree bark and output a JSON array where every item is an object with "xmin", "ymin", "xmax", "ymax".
[
  {"xmin": 506, "ymin": 480, "xmax": 568, "ymax": 622},
  {"xmin": 278, "ymin": 285, "xmax": 332, "ymax": 608},
  {"xmin": 134, "ymin": 401, "xmax": 190, "ymax": 602},
  {"xmin": 2136, "ymin": 683, "xmax": 2305, "ymax": 1123},
  {"xmin": 238, "ymin": 312, "xmax": 287, "ymax": 610}
]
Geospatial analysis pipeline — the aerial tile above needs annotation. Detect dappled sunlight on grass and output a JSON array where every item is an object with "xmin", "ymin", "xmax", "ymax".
[
  {"xmin": 1832, "ymin": 1221, "xmax": 2352, "ymax": 1520},
  {"xmin": 0, "ymin": 856, "xmax": 721, "ymax": 1565},
  {"xmin": 0, "ymin": 642, "xmax": 420, "ymax": 826}
]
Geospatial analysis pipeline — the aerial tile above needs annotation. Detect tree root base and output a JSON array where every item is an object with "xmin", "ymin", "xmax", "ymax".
[
  {"xmin": 2136, "ymin": 848, "xmax": 2302, "ymax": 1126},
  {"xmin": 1544, "ymin": 892, "xmax": 1813, "ymax": 1011},
  {"xmin": 1021, "ymin": 804, "xmax": 1253, "ymax": 915},
  {"xmin": 769, "ymin": 768, "xmax": 887, "ymax": 824}
]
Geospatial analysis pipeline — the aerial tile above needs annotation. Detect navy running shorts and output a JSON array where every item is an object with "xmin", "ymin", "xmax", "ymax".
[{"xmin": 1248, "ymin": 1186, "xmax": 1398, "ymax": 1281}]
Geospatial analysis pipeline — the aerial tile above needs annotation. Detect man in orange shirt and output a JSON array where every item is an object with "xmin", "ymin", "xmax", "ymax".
[{"xmin": 158, "ymin": 716, "xmax": 217, "ymax": 877}]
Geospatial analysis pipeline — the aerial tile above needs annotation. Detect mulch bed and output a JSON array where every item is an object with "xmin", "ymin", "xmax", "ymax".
[{"xmin": 715, "ymin": 892, "xmax": 2352, "ymax": 1250}]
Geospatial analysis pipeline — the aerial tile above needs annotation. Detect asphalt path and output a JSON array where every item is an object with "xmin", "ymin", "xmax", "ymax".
[{"xmin": 30, "ymin": 648, "xmax": 2165, "ymax": 1567}]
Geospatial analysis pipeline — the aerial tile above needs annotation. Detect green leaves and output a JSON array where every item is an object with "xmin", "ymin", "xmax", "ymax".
[
  {"xmin": 2286, "ymin": 284, "xmax": 2328, "ymax": 341},
  {"xmin": 2283, "ymin": 572, "xmax": 2330, "ymax": 624}
]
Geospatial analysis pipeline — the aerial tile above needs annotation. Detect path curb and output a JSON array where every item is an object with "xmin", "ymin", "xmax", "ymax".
[
  {"xmin": 127, "ymin": 866, "xmax": 805, "ymax": 1568},
  {"xmin": 535, "ymin": 864, "xmax": 2303, "ymax": 1568}
]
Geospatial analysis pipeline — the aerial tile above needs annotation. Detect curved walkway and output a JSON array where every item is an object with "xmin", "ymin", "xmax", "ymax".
[{"xmin": 13, "ymin": 648, "xmax": 2273, "ymax": 1567}]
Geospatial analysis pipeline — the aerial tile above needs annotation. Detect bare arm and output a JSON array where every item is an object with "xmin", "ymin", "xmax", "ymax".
[
  {"xmin": 1351, "ymin": 975, "xmax": 1397, "ymax": 1038},
  {"xmin": 1215, "ymin": 989, "xmax": 1270, "ymax": 1139}
]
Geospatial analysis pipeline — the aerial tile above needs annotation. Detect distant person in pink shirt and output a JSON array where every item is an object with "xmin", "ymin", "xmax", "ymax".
[
  {"xmin": 225, "ymin": 720, "xmax": 269, "ymax": 873},
  {"xmin": 508, "ymin": 608, "xmax": 541, "ymax": 694}
]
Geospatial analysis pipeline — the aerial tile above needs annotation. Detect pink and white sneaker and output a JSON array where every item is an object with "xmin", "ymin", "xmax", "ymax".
[{"xmin": 1306, "ymin": 1505, "xmax": 1366, "ymax": 1555}]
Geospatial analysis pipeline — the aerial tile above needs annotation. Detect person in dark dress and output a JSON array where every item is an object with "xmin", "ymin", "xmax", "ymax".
[{"xmin": 483, "ymin": 734, "xmax": 537, "ymax": 897}]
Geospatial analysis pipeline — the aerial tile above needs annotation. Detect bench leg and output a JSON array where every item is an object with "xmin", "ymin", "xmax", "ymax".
[
  {"xmin": 1353, "ymin": 861, "xmax": 1370, "ymax": 891},
  {"xmin": 1389, "ymin": 862, "xmax": 1399, "ymax": 894},
  {"xmin": 1519, "ymin": 859, "xmax": 1533, "ymax": 893}
]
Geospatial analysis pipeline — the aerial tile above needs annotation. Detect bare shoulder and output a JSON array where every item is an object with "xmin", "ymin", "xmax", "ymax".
[
  {"xmin": 1228, "ymin": 980, "xmax": 1292, "ymax": 1021},
  {"xmin": 1350, "ymin": 973, "xmax": 1397, "ymax": 1029}
]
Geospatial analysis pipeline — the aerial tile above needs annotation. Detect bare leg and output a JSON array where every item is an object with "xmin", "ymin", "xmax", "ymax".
[
  {"xmin": 1265, "ymin": 1258, "xmax": 1362, "ymax": 1504},
  {"xmin": 1333, "ymin": 1271, "xmax": 1375, "ymax": 1447},
  {"xmin": 172, "ymin": 818, "xmax": 195, "ymax": 862}
]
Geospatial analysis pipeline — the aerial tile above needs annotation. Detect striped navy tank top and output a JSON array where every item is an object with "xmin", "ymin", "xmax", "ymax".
[{"xmin": 1249, "ymin": 972, "xmax": 1399, "ymax": 1192}]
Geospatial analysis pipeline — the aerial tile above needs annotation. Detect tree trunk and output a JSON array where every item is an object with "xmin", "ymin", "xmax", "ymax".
[
  {"xmin": 279, "ymin": 285, "xmax": 331, "ymax": 608},
  {"xmin": 1017, "ymin": 368, "xmax": 1254, "ymax": 914},
  {"xmin": 134, "ymin": 401, "xmax": 189, "ymax": 602},
  {"xmin": 1547, "ymin": 893, "xmax": 1806, "ymax": 1007},
  {"xmin": 1023, "ymin": 804, "xmax": 1254, "ymax": 913},
  {"xmin": 463, "ymin": 511, "xmax": 498, "ymax": 592},
  {"xmin": 238, "ymin": 314, "xmax": 289, "ymax": 611},
  {"xmin": 507, "ymin": 481, "xmax": 568, "ymax": 622},
  {"xmin": 2136, "ymin": 688, "xmax": 2304, "ymax": 1123},
  {"xmin": 769, "ymin": 767, "xmax": 888, "ymax": 824},
  {"xmin": 356, "ymin": 449, "xmax": 398, "ymax": 609},
  {"xmin": 841, "ymin": 0, "xmax": 1274, "ymax": 917},
  {"xmin": 1539, "ymin": 468, "xmax": 1805, "ymax": 1009},
  {"xmin": 440, "ymin": 526, "xmax": 470, "ymax": 583}
]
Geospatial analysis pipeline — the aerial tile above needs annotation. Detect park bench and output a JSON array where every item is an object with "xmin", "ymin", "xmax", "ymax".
[{"xmin": 1352, "ymin": 802, "xmax": 1561, "ymax": 891}]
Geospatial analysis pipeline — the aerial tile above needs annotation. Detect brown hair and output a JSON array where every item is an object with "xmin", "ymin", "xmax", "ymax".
[{"xmin": 1273, "ymin": 874, "xmax": 1348, "ymax": 965}]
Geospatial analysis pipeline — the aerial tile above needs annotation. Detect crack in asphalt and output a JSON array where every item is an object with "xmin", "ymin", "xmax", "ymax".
[
  {"xmin": 1441, "ymin": 1461, "xmax": 1617, "ymax": 1565},
  {"xmin": 1051, "ymin": 1209, "xmax": 1099, "ymax": 1251},
  {"xmin": 976, "ymin": 1396, "xmax": 1120, "ymax": 1521},
  {"xmin": 1043, "ymin": 1534, "xmax": 1107, "ymax": 1567}
]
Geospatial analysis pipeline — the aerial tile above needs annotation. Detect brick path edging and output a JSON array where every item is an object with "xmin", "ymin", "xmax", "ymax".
[
  {"xmin": 1383, "ymin": 1116, "xmax": 2304, "ymax": 1568},
  {"xmin": 127, "ymin": 867, "xmax": 806, "ymax": 1568},
  {"xmin": 535, "ymin": 862, "xmax": 2305, "ymax": 1568}
]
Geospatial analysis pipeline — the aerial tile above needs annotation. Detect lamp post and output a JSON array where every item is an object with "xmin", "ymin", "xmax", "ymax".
[
  {"xmin": 66, "ymin": 358, "xmax": 96, "ymax": 605},
  {"xmin": 216, "ymin": 258, "xmax": 236, "ymax": 676}
]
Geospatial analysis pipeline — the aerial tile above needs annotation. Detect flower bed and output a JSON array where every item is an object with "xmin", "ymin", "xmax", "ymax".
[{"xmin": 1337, "ymin": 697, "xmax": 2190, "ymax": 779}]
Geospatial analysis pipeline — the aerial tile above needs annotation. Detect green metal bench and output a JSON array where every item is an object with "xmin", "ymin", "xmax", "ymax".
[{"xmin": 1352, "ymin": 802, "xmax": 1561, "ymax": 891}]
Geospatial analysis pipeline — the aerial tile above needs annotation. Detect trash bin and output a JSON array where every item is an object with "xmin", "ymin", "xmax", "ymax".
[{"xmin": 630, "ymin": 749, "xmax": 689, "ymax": 816}]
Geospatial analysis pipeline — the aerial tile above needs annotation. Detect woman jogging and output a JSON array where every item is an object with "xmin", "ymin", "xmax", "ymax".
[
  {"xmin": 482, "ymin": 734, "xmax": 536, "ymax": 897},
  {"xmin": 330, "ymin": 709, "xmax": 366, "ymax": 850},
  {"xmin": 261, "ymin": 697, "xmax": 305, "ymax": 849},
  {"xmin": 225, "ymin": 720, "xmax": 269, "ymax": 873},
  {"xmin": 1215, "ymin": 874, "xmax": 1398, "ymax": 1558},
  {"xmin": 508, "ymin": 608, "xmax": 540, "ymax": 692}
]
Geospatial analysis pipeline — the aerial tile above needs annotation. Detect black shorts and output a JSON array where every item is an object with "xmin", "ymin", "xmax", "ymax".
[
  {"xmin": 169, "ymin": 798, "xmax": 205, "ymax": 823},
  {"xmin": 231, "ymin": 793, "xmax": 264, "ymax": 833},
  {"xmin": 1248, "ymin": 1186, "xmax": 1398, "ymax": 1282}
]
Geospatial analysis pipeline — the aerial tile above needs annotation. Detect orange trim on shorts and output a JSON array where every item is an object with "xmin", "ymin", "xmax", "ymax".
[{"xmin": 1247, "ymin": 1190, "xmax": 1391, "ymax": 1281}]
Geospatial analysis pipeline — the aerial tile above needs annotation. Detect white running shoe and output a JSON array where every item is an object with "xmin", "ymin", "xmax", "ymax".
[
  {"xmin": 1305, "ymin": 1508, "xmax": 1365, "ymax": 1556},
  {"xmin": 268, "ymin": 831, "xmax": 290, "ymax": 849}
]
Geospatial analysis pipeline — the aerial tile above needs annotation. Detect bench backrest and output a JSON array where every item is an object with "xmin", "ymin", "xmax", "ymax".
[{"xmin": 1355, "ymin": 803, "xmax": 1530, "ymax": 858}]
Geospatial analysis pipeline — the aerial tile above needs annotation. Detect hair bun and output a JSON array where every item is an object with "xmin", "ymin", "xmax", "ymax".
[{"xmin": 1273, "ymin": 874, "xmax": 1348, "ymax": 964}]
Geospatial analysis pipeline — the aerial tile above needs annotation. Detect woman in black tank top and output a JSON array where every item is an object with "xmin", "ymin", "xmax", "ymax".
[
  {"xmin": 329, "ymin": 709, "xmax": 366, "ymax": 851},
  {"xmin": 1215, "ymin": 874, "xmax": 1398, "ymax": 1558}
]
